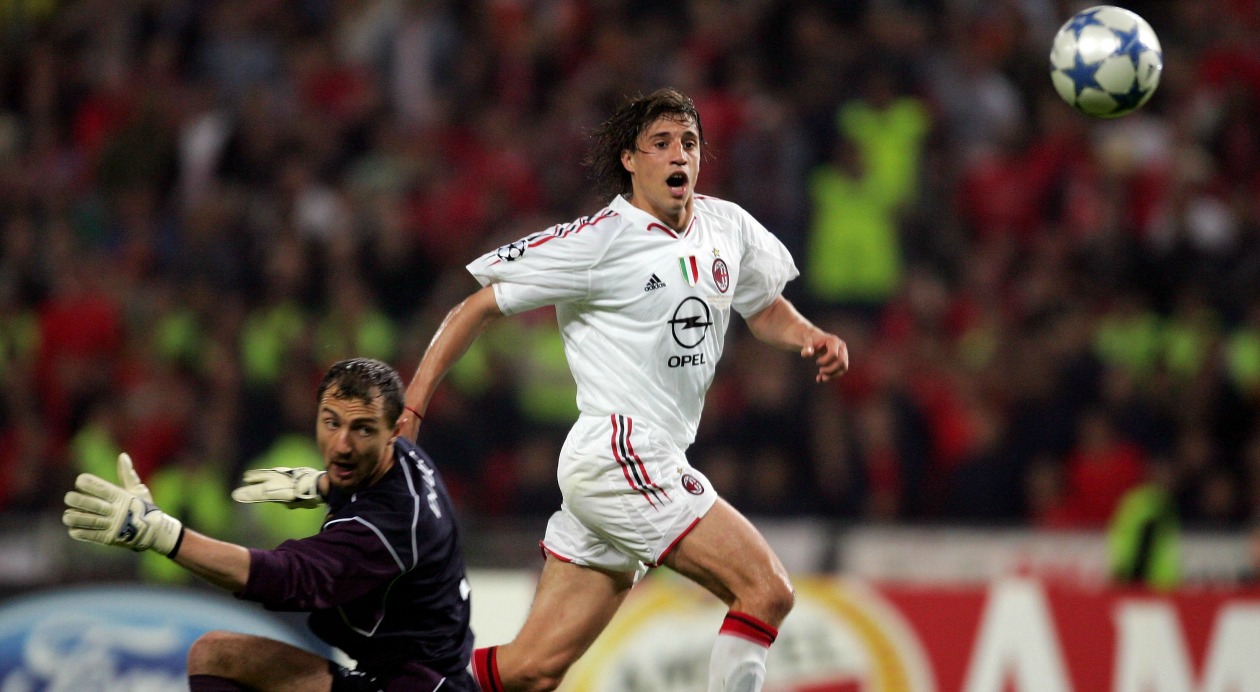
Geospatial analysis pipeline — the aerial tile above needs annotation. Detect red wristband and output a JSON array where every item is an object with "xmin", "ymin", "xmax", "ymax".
[{"xmin": 404, "ymin": 405, "xmax": 424, "ymax": 421}]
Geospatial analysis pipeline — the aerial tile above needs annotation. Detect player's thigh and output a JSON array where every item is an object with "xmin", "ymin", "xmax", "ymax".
[
  {"xmin": 188, "ymin": 630, "xmax": 332, "ymax": 690},
  {"xmin": 502, "ymin": 555, "xmax": 636, "ymax": 672},
  {"xmin": 659, "ymin": 498, "xmax": 792, "ymax": 618}
]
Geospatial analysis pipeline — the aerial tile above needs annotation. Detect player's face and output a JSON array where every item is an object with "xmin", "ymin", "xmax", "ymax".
[
  {"xmin": 316, "ymin": 389, "xmax": 396, "ymax": 492},
  {"xmin": 621, "ymin": 115, "xmax": 701, "ymax": 231}
]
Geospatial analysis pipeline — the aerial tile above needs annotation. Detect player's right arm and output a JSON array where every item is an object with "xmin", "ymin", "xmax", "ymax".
[
  {"xmin": 171, "ymin": 531, "xmax": 252, "ymax": 593},
  {"xmin": 399, "ymin": 285, "xmax": 503, "ymax": 440},
  {"xmin": 63, "ymin": 453, "xmax": 253, "ymax": 592},
  {"xmin": 399, "ymin": 212, "xmax": 609, "ymax": 438}
]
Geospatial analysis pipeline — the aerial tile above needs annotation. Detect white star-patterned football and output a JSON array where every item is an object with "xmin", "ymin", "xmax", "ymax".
[{"xmin": 1050, "ymin": 6, "xmax": 1163, "ymax": 118}]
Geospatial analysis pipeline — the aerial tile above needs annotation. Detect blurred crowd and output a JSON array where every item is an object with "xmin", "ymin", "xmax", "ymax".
[{"xmin": 2, "ymin": 0, "xmax": 1260, "ymax": 537}]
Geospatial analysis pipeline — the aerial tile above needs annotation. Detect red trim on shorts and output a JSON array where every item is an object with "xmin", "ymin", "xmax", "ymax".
[
  {"xmin": 647, "ymin": 516, "xmax": 702, "ymax": 567},
  {"xmin": 538, "ymin": 540, "xmax": 575, "ymax": 563},
  {"xmin": 472, "ymin": 646, "xmax": 503, "ymax": 692},
  {"xmin": 719, "ymin": 611, "xmax": 778, "ymax": 648},
  {"xmin": 610, "ymin": 415, "xmax": 658, "ymax": 508}
]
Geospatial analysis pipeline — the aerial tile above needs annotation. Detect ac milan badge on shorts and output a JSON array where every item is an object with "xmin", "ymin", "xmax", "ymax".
[
  {"xmin": 681, "ymin": 474, "xmax": 705, "ymax": 495},
  {"xmin": 712, "ymin": 258, "xmax": 729, "ymax": 293}
]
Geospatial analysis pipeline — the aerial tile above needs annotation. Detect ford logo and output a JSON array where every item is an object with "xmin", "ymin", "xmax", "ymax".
[{"xmin": 0, "ymin": 585, "xmax": 324, "ymax": 690}]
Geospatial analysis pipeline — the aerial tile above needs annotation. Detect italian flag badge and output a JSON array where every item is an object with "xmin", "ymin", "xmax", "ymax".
[{"xmin": 679, "ymin": 256, "xmax": 700, "ymax": 286}]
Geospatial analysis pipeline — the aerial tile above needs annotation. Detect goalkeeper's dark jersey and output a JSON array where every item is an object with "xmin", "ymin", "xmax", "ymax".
[{"xmin": 239, "ymin": 438, "xmax": 474, "ymax": 679}]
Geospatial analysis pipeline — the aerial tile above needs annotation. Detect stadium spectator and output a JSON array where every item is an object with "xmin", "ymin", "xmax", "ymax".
[
  {"xmin": 62, "ymin": 358, "xmax": 477, "ymax": 690},
  {"xmin": 1107, "ymin": 458, "xmax": 1181, "ymax": 590},
  {"xmin": 805, "ymin": 133, "xmax": 906, "ymax": 310},
  {"xmin": 1058, "ymin": 408, "xmax": 1149, "ymax": 527}
]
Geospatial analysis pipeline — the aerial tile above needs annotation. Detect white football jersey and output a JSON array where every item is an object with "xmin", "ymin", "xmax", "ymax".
[{"xmin": 467, "ymin": 194, "xmax": 798, "ymax": 447}]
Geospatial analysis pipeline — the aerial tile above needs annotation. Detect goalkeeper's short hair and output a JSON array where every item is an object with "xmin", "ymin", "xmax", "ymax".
[{"xmin": 318, "ymin": 358, "xmax": 404, "ymax": 424}]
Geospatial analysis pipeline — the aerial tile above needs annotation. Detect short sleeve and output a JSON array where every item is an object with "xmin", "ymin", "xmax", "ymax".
[
  {"xmin": 732, "ymin": 211, "xmax": 799, "ymax": 317},
  {"xmin": 466, "ymin": 215, "xmax": 616, "ymax": 315}
]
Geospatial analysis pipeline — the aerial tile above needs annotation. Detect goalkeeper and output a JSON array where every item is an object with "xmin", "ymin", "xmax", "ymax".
[{"xmin": 62, "ymin": 358, "xmax": 476, "ymax": 692}]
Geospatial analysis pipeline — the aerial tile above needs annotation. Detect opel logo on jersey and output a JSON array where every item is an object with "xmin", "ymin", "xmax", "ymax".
[
  {"xmin": 496, "ymin": 240, "xmax": 527, "ymax": 262},
  {"xmin": 669, "ymin": 297, "xmax": 712, "ymax": 349},
  {"xmin": 681, "ymin": 474, "xmax": 705, "ymax": 495},
  {"xmin": 712, "ymin": 258, "xmax": 729, "ymax": 293}
]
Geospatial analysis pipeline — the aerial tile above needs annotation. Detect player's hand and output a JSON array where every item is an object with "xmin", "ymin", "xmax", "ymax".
[
  {"xmin": 116, "ymin": 451, "xmax": 154, "ymax": 502},
  {"xmin": 231, "ymin": 467, "xmax": 326, "ymax": 508},
  {"xmin": 800, "ymin": 331, "xmax": 849, "ymax": 383},
  {"xmin": 63, "ymin": 453, "xmax": 184, "ymax": 556}
]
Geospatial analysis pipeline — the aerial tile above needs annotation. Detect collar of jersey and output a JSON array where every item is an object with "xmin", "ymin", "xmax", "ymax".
[{"xmin": 611, "ymin": 195, "xmax": 695, "ymax": 239}]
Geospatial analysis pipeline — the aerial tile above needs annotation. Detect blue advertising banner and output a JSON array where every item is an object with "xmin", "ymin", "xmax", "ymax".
[{"xmin": 0, "ymin": 584, "xmax": 325, "ymax": 690}]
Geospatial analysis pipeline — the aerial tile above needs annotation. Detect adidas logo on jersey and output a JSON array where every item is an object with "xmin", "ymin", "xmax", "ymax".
[{"xmin": 644, "ymin": 274, "xmax": 666, "ymax": 292}]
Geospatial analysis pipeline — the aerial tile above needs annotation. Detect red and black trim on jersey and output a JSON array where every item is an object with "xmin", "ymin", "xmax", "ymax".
[
  {"xmin": 488, "ymin": 209, "xmax": 619, "ymax": 266},
  {"xmin": 530, "ymin": 208, "xmax": 618, "ymax": 248},
  {"xmin": 610, "ymin": 414, "xmax": 670, "ymax": 509},
  {"xmin": 646, "ymin": 213, "xmax": 696, "ymax": 239}
]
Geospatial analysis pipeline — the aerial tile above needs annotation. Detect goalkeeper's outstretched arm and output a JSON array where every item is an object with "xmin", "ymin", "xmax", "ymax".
[
  {"xmin": 171, "ymin": 530, "xmax": 251, "ymax": 592},
  {"xmin": 63, "ymin": 453, "xmax": 251, "ymax": 593}
]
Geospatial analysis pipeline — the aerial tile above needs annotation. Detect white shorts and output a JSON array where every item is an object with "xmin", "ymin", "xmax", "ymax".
[{"xmin": 541, "ymin": 413, "xmax": 718, "ymax": 577}]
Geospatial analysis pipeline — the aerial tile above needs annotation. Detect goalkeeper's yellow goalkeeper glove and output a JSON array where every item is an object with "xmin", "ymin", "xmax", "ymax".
[
  {"xmin": 63, "ymin": 453, "xmax": 184, "ymax": 557},
  {"xmin": 231, "ymin": 467, "xmax": 325, "ymax": 509}
]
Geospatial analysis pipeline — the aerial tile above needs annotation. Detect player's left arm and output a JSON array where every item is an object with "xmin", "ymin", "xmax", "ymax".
[
  {"xmin": 745, "ymin": 296, "xmax": 849, "ymax": 382},
  {"xmin": 232, "ymin": 467, "xmax": 327, "ymax": 508}
]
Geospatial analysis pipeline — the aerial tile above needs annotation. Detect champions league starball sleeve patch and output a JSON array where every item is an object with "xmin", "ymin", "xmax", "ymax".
[{"xmin": 495, "ymin": 239, "xmax": 527, "ymax": 262}]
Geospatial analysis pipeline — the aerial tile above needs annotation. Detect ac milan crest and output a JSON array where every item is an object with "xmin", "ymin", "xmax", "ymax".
[
  {"xmin": 681, "ymin": 474, "xmax": 705, "ymax": 495},
  {"xmin": 712, "ymin": 258, "xmax": 729, "ymax": 293}
]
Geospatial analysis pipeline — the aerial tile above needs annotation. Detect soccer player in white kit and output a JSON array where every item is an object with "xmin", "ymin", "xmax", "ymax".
[{"xmin": 399, "ymin": 88, "xmax": 848, "ymax": 692}]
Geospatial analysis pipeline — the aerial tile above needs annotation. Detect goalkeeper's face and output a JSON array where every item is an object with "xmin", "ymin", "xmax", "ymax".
[{"xmin": 316, "ymin": 389, "xmax": 396, "ymax": 492}]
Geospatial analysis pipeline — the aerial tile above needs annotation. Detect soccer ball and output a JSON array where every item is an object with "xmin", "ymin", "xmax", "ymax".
[{"xmin": 1050, "ymin": 6, "xmax": 1163, "ymax": 118}]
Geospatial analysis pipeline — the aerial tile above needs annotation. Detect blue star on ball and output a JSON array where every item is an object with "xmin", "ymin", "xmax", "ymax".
[
  {"xmin": 1065, "ymin": 8, "xmax": 1106, "ymax": 38},
  {"xmin": 1110, "ymin": 24, "xmax": 1148, "ymax": 67},
  {"xmin": 1108, "ymin": 76, "xmax": 1149, "ymax": 114},
  {"xmin": 1062, "ymin": 51, "xmax": 1104, "ymax": 98}
]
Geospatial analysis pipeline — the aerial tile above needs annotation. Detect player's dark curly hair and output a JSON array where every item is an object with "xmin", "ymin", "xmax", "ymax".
[
  {"xmin": 583, "ymin": 87, "xmax": 707, "ymax": 202},
  {"xmin": 317, "ymin": 358, "xmax": 404, "ymax": 424}
]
